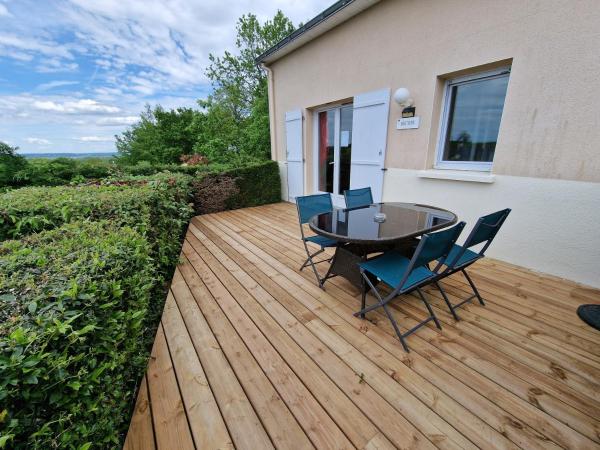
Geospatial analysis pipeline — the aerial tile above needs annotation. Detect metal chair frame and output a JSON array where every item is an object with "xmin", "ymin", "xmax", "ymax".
[
  {"xmin": 296, "ymin": 194, "xmax": 337, "ymax": 289},
  {"xmin": 434, "ymin": 209, "xmax": 511, "ymax": 320},
  {"xmin": 356, "ymin": 222, "xmax": 466, "ymax": 352}
]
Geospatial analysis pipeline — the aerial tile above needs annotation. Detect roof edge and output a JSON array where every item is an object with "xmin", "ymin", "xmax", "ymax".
[{"xmin": 256, "ymin": 0, "xmax": 380, "ymax": 65}]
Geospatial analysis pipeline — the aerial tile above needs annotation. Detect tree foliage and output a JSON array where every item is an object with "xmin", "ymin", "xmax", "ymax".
[
  {"xmin": 116, "ymin": 11, "xmax": 294, "ymax": 165},
  {"xmin": 0, "ymin": 142, "xmax": 27, "ymax": 187}
]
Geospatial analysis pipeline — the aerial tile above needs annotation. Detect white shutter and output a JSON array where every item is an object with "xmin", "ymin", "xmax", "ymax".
[
  {"xmin": 350, "ymin": 88, "xmax": 391, "ymax": 203},
  {"xmin": 285, "ymin": 109, "xmax": 304, "ymax": 202}
]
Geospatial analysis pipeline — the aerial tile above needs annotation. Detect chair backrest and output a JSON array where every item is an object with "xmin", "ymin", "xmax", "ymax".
[
  {"xmin": 296, "ymin": 193, "xmax": 333, "ymax": 224},
  {"xmin": 398, "ymin": 222, "xmax": 466, "ymax": 290},
  {"xmin": 461, "ymin": 208, "xmax": 511, "ymax": 255},
  {"xmin": 343, "ymin": 187, "xmax": 373, "ymax": 209}
]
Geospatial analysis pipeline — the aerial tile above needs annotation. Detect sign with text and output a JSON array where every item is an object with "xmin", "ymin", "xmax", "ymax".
[{"xmin": 396, "ymin": 116, "xmax": 420, "ymax": 130}]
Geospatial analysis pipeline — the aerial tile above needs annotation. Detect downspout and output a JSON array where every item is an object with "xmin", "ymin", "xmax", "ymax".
[{"xmin": 260, "ymin": 63, "xmax": 278, "ymax": 162}]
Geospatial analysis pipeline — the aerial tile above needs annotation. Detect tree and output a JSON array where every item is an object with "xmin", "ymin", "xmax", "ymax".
[
  {"xmin": 0, "ymin": 141, "xmax": 28, "ymax": 187},
  {"xmin": 193, "ymin": 12, "xmax": 294, "ymax": 161},
  {"xmin": 116, "ymin": 105, "xmax": 199, "ymax": 165},
  {"xmin": 116, "ymin": 11, "xmax": 294, "ymax": 165}
]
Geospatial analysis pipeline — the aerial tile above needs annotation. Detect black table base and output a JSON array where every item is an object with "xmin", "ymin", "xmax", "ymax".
[{"xmin": 324, "ymin": 239, "xmax": 418, "ymax": 289}]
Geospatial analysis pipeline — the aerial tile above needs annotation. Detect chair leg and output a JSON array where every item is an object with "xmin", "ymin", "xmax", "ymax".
[
  {"xmin": 360, "ymin": 271, "xmax": 367, "ymax": 319},
  {"xmin": 435, "ymin": 281, "xmax": 460, "ymax": 321},
  {"xmin": 462, "ymin": 269, "xmax": 485, "ymax": 305},
  {"xmin": 416, "ymin": 288, "xmax": 442, "ymax": 330},
  {"xmin": 382, "ymin": 303, "xmax": 409, "ymax": 352}
]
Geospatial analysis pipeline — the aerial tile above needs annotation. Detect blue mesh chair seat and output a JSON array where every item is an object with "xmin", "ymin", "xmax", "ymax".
[
  {"xmin": 359, "ymin": 251, "xmax": 435, "ymax": 290},
  {"xmin": 296, "ymin": 193, "xmax": 339, "ymax": 288},
  {"xmin": 357, "ymin": 222, "xmax": 466, "ymax": 352},
  {"xmin": 344, "ymin": 187, "xmax": 373, "ymax": 209},
  {"xmin": 434, "ymin": 209, "xmax": 511, "ymax": 320},
  {"xmin": 445, "ymin": 245, "xmax": 480, "ymax": 268},
  {"xmin": 305, "ymin": 235, "xmax": 338, "ymax": 247}
]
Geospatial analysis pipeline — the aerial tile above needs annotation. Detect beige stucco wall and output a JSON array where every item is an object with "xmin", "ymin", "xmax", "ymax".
[{"xmin": 268, "ymin": 0, "xmax": 600, "ymax": 183}]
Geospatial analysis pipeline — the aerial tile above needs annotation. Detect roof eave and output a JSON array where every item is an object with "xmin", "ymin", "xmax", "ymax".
[{"xmin": 256, "ymin": 0, "xmax": 380, "ymax": 65}]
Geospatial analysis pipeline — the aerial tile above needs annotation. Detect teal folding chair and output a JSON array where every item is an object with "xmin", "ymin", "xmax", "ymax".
[
  {"xmin": 296, "ymin": 193, "xmax": 338, "ymax": 288},
  {"xmin": 343, "ymin": 187, "xmax": 373, "ymax": 209},
  {"xmin": 356, "ymin": 222, "xmax": 466, "ymax": 351},
  {"xmin": 434, "ymin": 209, "xmax": 511, "ymax": 320}
]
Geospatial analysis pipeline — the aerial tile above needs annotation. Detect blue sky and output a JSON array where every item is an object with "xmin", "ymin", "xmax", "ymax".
[{"xmin": 0, "ymin": 0, "xmax": 323, "ymax": 154}]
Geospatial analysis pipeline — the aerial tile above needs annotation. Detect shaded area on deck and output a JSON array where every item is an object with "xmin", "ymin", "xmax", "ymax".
[{"xmin": 124, "ymin": 203, "xmax": 600, "ymax": 450}]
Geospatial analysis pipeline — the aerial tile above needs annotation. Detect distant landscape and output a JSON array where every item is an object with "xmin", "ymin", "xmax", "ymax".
[{"xmin": 20, "ymin": 152, "xmax": 117, "ymax": 159}]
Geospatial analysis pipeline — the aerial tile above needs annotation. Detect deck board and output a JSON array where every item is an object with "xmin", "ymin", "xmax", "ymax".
[{"xmin": 125, "ymin": 203, "xmax": 600, "ymax": 449}]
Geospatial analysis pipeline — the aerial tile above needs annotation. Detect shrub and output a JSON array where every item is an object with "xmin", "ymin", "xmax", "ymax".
[
  {"xmin": 192, "ymin": 160, "xmax": 280, "ymax": 214},
  {"xmin": 0, "ymin": 174, "xmax": 193, "ymax": 274},
  {"xmin": 0, "ymin": 221, "xmax": 154, "ymax": 448},
  {"xmin": 12, "ymin": 158, "xmax": 114, "ymax": 187}
]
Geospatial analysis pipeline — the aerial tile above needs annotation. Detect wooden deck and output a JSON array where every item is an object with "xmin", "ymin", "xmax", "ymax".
[{"xmin": 124, "ymin": 203, "xmax": 600, "ymax": 450}]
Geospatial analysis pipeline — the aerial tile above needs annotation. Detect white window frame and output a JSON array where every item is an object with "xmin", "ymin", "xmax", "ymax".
[
  {"xmin": 435, "ymin": 67, "xmax": 510, "ymax": 172},
  {"xmin": 312, "ymin": 102, "xmax": 352, "ymax": 204}
]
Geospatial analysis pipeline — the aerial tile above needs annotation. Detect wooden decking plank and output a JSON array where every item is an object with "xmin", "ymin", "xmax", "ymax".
[
  {"xmin": 125, "ymin": 202, "xmax": 600, "ymax": 450},
  {"xmin": 188, "ymin": 223, "xmax": 467, "ymax": 450},
  {"xmin": 178, "ymin": 247, "xmax": 357, "ymax": 450},
  {"xmin": 223, "ymin": 209, "xmax": 600, "ymax": 410},
  {"xmin": 123, "ymin": 376, "xmax": 155, "ymax": 450},
  {"xmin": 229, "ymin": 207, "xmax": 600, "ymax": 407},
  {"xmin": 210, "ymin": 210, "xmax": 588, "ymax": 449},
  {"xmin": 191, "ymin": 219, "xmax": 525, "ymax": 450},
  {"xmin": 146, "ymin": 324, "xmax": 195, "ymax": 450},
  {"xmin": 171, "ymin": 267, "xmax": 308, "ymax": 450},
  {"xmin": 182, "ymin": 236, "xmax": 400, "ymax": 450},
  {"xmin": 161, "ymin": 292, "xmax": 235, "ymax": 449},
  {"xmin": 214, "ymin": 207, "xmax": 600, "ymax": 446}
]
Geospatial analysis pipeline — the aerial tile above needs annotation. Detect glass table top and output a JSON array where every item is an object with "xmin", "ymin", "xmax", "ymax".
[{"xmin": 309, "ymin": 202, "xmax": 457, "ymax": 244}]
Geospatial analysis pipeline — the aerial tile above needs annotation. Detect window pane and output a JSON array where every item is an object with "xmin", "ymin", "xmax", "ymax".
[
  {"xmin": 338, "ymin": 105, "xmax": 353, "ymax": 194},
  {"xmin": 442, "ymin": 75, "xmax": 509, "ymax": 163},
  {"xmin": 318, "ymin": 110, "xmax": 335, "ymax": 193}
]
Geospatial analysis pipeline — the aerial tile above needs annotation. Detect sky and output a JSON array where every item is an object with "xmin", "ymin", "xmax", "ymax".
[{"xmin": 0, "ymin": 0, "xmax": 324, "ymax": 154}]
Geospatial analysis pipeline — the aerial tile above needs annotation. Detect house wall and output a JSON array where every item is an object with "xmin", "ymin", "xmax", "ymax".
[{"xmin": 266, "ymin": 0, "xmax": 600, "ymax": 287}]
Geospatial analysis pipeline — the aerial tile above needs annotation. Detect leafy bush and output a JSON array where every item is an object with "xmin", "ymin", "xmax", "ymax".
[
  {"xmin": 12, "ymin": 158, "xmax": 114, "ymax": 188},
  {"xmin": 0, "ymin": 221, "xmax": 154, "ymax": 448},
  {"xmin": 0, "ymin": 174, "xmax": 193, "ymax": 274},
  {"xmin": 192, "ymin": 160, "xmax": 281, "ymax": 214}
]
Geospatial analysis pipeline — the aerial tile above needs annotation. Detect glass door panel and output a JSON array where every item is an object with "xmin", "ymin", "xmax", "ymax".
[
  {"xmin": 338, "ymin": 105, "xmax": 353, "ymax": 194},
  {"xmin": 316, "ymin": 105, "xmax": 353, "ymax": 197},
  {"xmin": 318, "ymin": 110, "xmax": 335, "ymax": 193}
]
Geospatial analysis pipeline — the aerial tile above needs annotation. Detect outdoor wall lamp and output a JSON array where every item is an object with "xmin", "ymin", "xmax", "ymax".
[
  {"xmin": 393, "ymin": 87, "xmax": 413, "ymax": 107},
  {"xmin": 394, "ymin": 87, "xmax": 416, "ymax": 119}
]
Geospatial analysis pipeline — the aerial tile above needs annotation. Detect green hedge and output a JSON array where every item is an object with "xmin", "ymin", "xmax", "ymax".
[
  {"xmin": 0, "ymin": 173, "xmax": 193, "ymax": 272},
  {"xmin": 192, "ymin": 160, "xmax": 281, "ymax": 214},
  {"xmin": 0, "ymin": 221, "xmax": 154, "ymax": 448},
  {"xmin": 1, "ymin": 155, "xmax": 266, "ymax": 189}
]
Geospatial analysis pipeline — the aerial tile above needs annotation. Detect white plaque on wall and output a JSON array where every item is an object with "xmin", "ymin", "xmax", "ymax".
[{"xmin": 396, "ymin": 116, "xmax": 420, "ymax": 130}]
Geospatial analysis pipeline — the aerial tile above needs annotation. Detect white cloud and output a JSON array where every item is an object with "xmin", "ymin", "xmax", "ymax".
[
  {"xmin": 33, "ymin": 99, "xmax": 121, "ymax": 114},
  {"xmin": 36, "ymin": 58, "xmax": 79, "ymax": 73},
  {"xmin": 26, "ymin": 137, "xmax": 51, "ymax": 145},
  {"xmin": 0, "ymin": 4, "xmax": 11, "ymax": 17},
  {"xmin": 96, "ymin": 116, "xmax": 139, "ymax": 126},
  {"xmin": 37, "ymin": 80, "xmax": 80, "ymax": 91},
  {"xmin": 73, "ymin": 136, "xmax": 114, "ymax": 142},
  {"xmin": 0, "ymin": 33, "xmax": 73, "ymax": 59}
]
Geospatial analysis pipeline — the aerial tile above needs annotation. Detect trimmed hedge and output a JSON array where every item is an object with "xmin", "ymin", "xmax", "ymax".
[
  {"xmin": 0, "ymin": 221, "xmax": 154, "ymax": 448},
  {"xmin": 193, "ymin": 160, "xmax": 281, "ymax": 214},
  {"xmin": 0, "ymin": 161, "xmax": 280, "ymax": 448},
  {"xmin": 0, "ymin": 173, "xmax": 193, "ymax": 273}
]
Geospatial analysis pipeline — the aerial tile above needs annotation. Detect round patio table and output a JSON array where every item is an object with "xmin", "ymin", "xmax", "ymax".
[{"xmin": 309, "ymin": 202, "xmax": 457, "ymax": 287}]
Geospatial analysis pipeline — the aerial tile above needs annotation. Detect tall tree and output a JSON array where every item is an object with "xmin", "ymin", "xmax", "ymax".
[{"xmin": 193, "ymin": 11, "xmax": 294, "ymax": 162}]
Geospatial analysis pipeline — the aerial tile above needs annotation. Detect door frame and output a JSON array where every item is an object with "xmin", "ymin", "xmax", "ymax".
[{"xmin": 311, "ymin": 102, "xmax": 352, "ymax": 206}]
